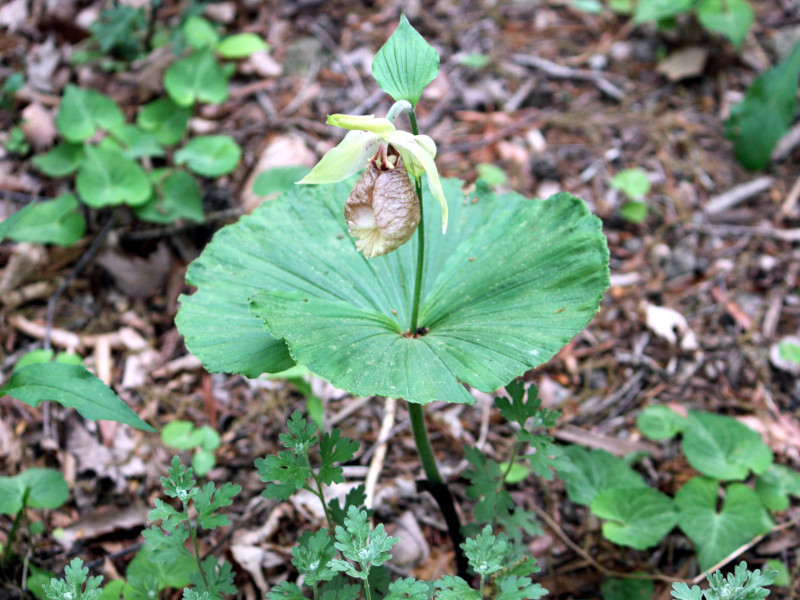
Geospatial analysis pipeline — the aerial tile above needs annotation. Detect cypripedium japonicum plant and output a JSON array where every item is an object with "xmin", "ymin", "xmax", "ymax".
[{"xmin": 297, "ymin": 101, "xmax": 448, "ymax": 258}]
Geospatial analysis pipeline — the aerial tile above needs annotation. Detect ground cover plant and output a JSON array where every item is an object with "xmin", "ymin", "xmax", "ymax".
[{"xmin": 1, "ymin": 1, "xmax": 800, "ymax": 599}]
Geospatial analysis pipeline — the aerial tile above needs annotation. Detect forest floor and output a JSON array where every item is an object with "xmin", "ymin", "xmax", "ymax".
[{"xmin": 1, "ymin": 1, "xmax": 800, "ymax": 599}]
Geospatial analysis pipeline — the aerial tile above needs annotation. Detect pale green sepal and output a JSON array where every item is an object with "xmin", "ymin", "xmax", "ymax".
[
  {"xmin": 297, "ymin": 131, "xmax": 380, "ymax": 184},
  {"xmin": 326, "ymin": 114, "xmax": 396, "ymax": 136},
  {"xmin": 390, "ymin": 131, "xmax": 448, "ymax": 232}
]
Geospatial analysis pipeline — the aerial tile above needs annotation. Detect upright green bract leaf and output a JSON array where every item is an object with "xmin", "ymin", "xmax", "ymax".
[
  {"xmin": 1, "ymin": 362, "xmax": 154, "ymax": 431},
  {"xmin": 3, "ymin": 194, "xmax": 85, "ymax": 246},
  {"xmin": 696, "ymin": 0, "xmax": 753, "ymax": 48},
  {"xmin": 164, "ymin": 49, "xmax": 229, "ymax": 107},
  {"xmin": 371, "ymin": 14, "xmax": 439, "ymax": 107},
  {"xmin": 675, "ymin": 477, "xmax": 774, "ymax": 571},
  {"xmin": 56, "ymin": 85, "xmax": 124, "ymax": 142},
  {"xmin": 137, "ymin": 98, "xmax": 191, "ymax": 146},
  {"xmin": 76, "ymin": 145, "xmax": 151, "ymax": 207},
  {"xmin": 175, "ymin": 135, "xmax": 241, "ymax": 177},
  {"xmin": 681, "ymin": 411, "xmax": 772, "ymax": 480},
  {"xmin": 591, "ymin": 486, "xmax": 678, "ymax": 550},
  {"xmin": 726, "ymin": 41, "xmax": 800, "ymax": 170}
]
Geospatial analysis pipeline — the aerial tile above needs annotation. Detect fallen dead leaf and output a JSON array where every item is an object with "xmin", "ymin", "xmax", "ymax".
[
  {"xmin": 643, "ymin": 302, "xmax": 699, "ymax": 351},
  {"xmin": 657, "ymin": 46, "xmax": 708, "ymax": 82},
  {"xmin": 21, "ymin": 101, "xmax": 57, "ymax": 150}
]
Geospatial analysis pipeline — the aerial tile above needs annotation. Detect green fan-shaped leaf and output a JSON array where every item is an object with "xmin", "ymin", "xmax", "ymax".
[
  {"xmin": 591, "ymin": 486, "xmax": 678, "ymax": 550},
  {"xmin": 32, "ymin": 142, "xmax": 84, "ymax": 177},
  {"xmin": 2, "ymin": 194, "xmax": 85, "ymax": 246},
  {"xmin": 637, "ymin": 405, "xmax": 688, "ymax": 440},
  {"xmin": 0, "ymin": 362, "xmax": 154, "ymax": 431},
  {"xmin": 676, "ymin": 477, "xmax": 773, "ymax": 571},
  {"xmin": 556, "ymin": 446, "xmax": 647, "ymax": 506},
  {"xmin": 137, "ymin": 98, "xmax": 191, "ymax": 146},
  {"xmin": 0, "ymin": 468, "xmax": 69, "ymax": 514},
  {"xmin": 174, "ymin": 135, "xmax": 241, "ymax": 177},
  {"xmin": 371, "ymin": 14, "xmax": 439, "ymax": 107},
  {"xmin": 177, "ymin": 178, "xmax": 608, "ymax": 404},
  {"xmin": 681, "ymin": 411, "xmax": 773, "ymax": 480},
  {"xmin": 696, "ymin": 0, "xmax": 753, "ymax": 48},
  {"xmin": 76, "ymin": 145, "xmax": 151, "ymax": 208},
  {"xmin": 134, "ymin": 169, "xmax": 203, "ymax": 224},
  {"xmin": 164, "ymin": 49, "xmax": 229, "ymax": 107},
  {"xmin": 56, "ymin": 85, "xmax": 124, "ymax": 142},
  {"xmin": 755, "ymin": 464, "xmax": 800, "ymax": 511}
]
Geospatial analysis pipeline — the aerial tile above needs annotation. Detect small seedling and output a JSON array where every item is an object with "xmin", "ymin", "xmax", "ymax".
[
  {"xmin": 161, "ymin": 420, "xmax": 222, "ymax": 476},
  {"xmin": 610, "ymin": 168, "xmax": 650, "ymax": 223}
]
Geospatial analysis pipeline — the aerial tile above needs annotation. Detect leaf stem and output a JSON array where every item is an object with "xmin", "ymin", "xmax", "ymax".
[
  {"xmin": 189, "ymin": 519, "xmax": 211, "ymax": 590},
  {"xmin": 408, "ymin": 111, "xmax": 425, "ymax": 334},
  {"xmin": 2, "ymin": 487, "xmax": 29, "ymax": 568}
]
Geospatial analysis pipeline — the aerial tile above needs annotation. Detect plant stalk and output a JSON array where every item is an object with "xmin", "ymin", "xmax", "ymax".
[
  {"xmin": 406, "ymin": 109, "xmax": 469, "ymax": 580},
  {"xmin": 1, "ymin": 488, "xmax": 29, "ymax": 568},
  {"xmin": 189, "ymin": 520, "xmax": 211, "ymax": 590}
]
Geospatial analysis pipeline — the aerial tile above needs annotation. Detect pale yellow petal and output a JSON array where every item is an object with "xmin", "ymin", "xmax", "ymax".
[
  {"xmin": 326, "ymin": 114, "xmax": 396, "ymax": 137},
  {"xmin": 297, "ymin": 131, "xmax": 380, "ymax": 184}
]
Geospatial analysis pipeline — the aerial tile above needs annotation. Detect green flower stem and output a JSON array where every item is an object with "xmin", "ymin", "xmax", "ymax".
[
  {"xmin": 189, "ymin": 518, "xmax": 211, "ymax": 590},
  {"xmin": 307, "ymin": 459, "xmax": 336, "ymax": 533},
  {"xmin": 2, "ymin": 487, "xmax": 29, "ymax": 568},
  {"xmin": 406, "ymin": 109, "xmax": 469, "ymax": 579}
]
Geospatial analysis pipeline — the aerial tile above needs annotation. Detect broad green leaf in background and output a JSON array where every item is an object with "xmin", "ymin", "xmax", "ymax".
[
  {"xmin": 175, "ymin": 135, "xmax": 241, "ymax": 177},
  {"xmin": 76, "ymin": 145, "xmax": 151, "ymax": 208},
  {"xmin": 681, "ymin": 411, "xmax": 772, "ymax": 480},
  {"xmin": 765, "ymin": 559, "xmax": 791, "ymax": 587},
  {"xmin": 32, "ymin": 142, "xmax": 84, "ymax": 177},
  {"xmin": 556, "ymin": 446, "xmax": 646, "ymax": 506},
  {"xmin": 108, "ymin": 124, "xmax": 165, "ymax": 159},
  {"xmin": 600, "ymin": 577, "xmax": 654, "ymax": 600},
  {"xmin": 161, "ymin": 420, "xmax": 196, "ymax": 448},
  {"xmin": 726, "ymin": 41, "xmax": 800, "ymax": 170},
  {"xmin": 675, "ymin": 477, "xmax": 773, "ymax": 571},
  {"xmin": 137, "ymin": 98, "xmax": 191, "ymax": 146},
  {"xmin": 216, "ymin": 33, "xmax": 269, "ymax": 59},
  {"xmin": 13, "ymin": 350, "xmax": 83, "ymax": 371},
  {"xmin": 571, "ymin": 0, "xmax": 603, "ymax": 14},
  {"xmin": 134, "ymin": 169, "xmax": 204, "ymax": 224},
  {"xmin": 178, "ymin": 178, "xmax": 608, "ymax": 403},
  {"xmin": 0, "ymin": 468, "xmax": 69, "ymax": 514},
  {"xmin": 192, "ymin": 449, "xmax": 216, "ymax": 476},
  {"xmin": 0, "ymin": 362, "xmax": 154, "ymax": 431},
  {"xmin": 164, "ymin": 49, "xmax": 229, "ymax": 107},
  {"xmin": 476, "ymin": 163, "xmax": 507, "ymax": 188},
  {"xmin": 620, "ymin": 201, "xmax": 648, "ymax": 224},
  {"xmin": 634, "ymin": 0, "xmax": 693, "ymax": 23},
  {"xmin": 696, "ymin": 0, "xmax": 753, "ymax": 48},
  {"xmin": 591, "ymin": 486, "xmax": 678, "ymax": 549},
  {"xmin": 55, "ymin": 85, "xmax": 124, "ymax": 142},
  {"xmin": 183, "ymin": 16, "xmax": 220, "ymax": 50},
  {"xmin": 0, "ymin": 203, "xmax": 35, "ymax": 242},
  {"xmin": 610, "ymin": 168, "xmax": 650, "ymax": 200},
  {"xmin": 252, "ymin": 166, "xmax": 311, "ymax": 197},
  {"xmin": 126, "ymin": 544, "xmax": 194, "ymax": 591},
  {"xmin": 371, "ymin": 14, "xmax": 440, "ymax": 107},
  {"xmin": 636, "ymin": 405, "xmax": 688, "ymax": 440},
  {"xmin": 779, "ymin": 340, "xmax": 800, "ymax": 363},
  {"xmin": 2, "ymin": 194, "xmax": 85, "ymax": 246},
  {"xmin": 755, "ymin": 464, "xmax": 800, "ymax": 511}
]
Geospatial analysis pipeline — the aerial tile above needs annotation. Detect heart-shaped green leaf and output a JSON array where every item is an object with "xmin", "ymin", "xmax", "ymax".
[
  {"xmin": 755, "ymin": 464, "xmax": 800, "ymax": 511},
  {"xmin": 556, "ymin": 446, "xmax": 648, "ymax": 506},
  {"xmin": 591, "ymin": 486, "xmax": 678, "ymax": 550},
  {"xmin": 108, "ymin": 124, "xmax": 165, "ymax": 159},
  {"xmin": 164, "ymin": 49, "xmax": 229, "ymax": 107},
  {"xmin": 183, "ymin": 16, "xmax": 219, "ymax": 50},
  {"xmin": 676, "ymin": 477, "xmax": 773, "ymax": 571},
  {"xmin": 134, "ymin": 169, "xmax": 203, "ymax": 224},
  {"xmin": 76, "ymin": 145, "xmax": 151, "ymax": 207},
  {"xmin": 56, "ymin": 85, "xmax": 124, "ymax": 142},
  {"xmin": 371, "ymin": 14, "xmax": 439, "ymax": 107},
  {"xmin": 2, "ymin": 194, "xmax": 85, "ymax": 246},
  {"xmin": 681, "ymin": 411, "xmax": 772, "ymax": 480},
  {"xmin": 637, "ymin": 405, "xmax": 688, "ymax": 440},
  {"xmin": 137, "ymin": 98, "xmax": 191, "ymax": 146},
  {"xmin": 0, "ymin": 468, "xmax": 69, "ymax": 514},
  {"xmin": 174, "ymin": 135, "xmax": 241, "ymax": 177},
  {"xmin": 32, "ymin": 142, "xmax": 84, "ymax": 177},
  {"xmin": 696, "ymin": 0, "xmax": 753, "ymax": 48},
  {"xmin": 216, "ymin": 33, "xmax": 269, "ymax": 59},
  {"xmin": 1, "ymin": 362, "xmax": 154, "ymax": 431},
  {"xmin": 177, "ymin": 178, "xmax": 608, "ymax": 404}
]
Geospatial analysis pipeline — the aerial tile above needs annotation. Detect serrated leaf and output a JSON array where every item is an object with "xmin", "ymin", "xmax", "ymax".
[
  {"xmin": 591, "ymin": 486, "xmax": 678, "ymax": 550},
  {"xmin": 195, "ymin": 481, "xmax": 241, "ymax": 530},
  {"xmin": 675, "ymin": 477, "xmax": 774, "ymax": 571},
  {"xmin": 319, "ymin": 429, "xmax": 359, "ymax": 485},
  {"xmin": 462, "ymin": 525, "xmax": 508, "ymax": 577},
  {"xmin": 434, "ymin": 575, "xmax": 480, "ymax": 600},
  {"xmin": 32, "ymin": 143, "xmax": 84, "ymax": 177},
  {"xmin": 164, "ymin": 49, "xmax": 229, "ymax": 107},
  {"xmin": 216, "ymin": 33, "xmax": 269, "ymax": 59},
  {"xmin": 266, "ymin": 581, "xmax": 305, "ymax": 600},
  {"xmin": 76, "ymin": 145, "xmax": 151, "ymax": 208},
  {"xmin": 755, "ymin": 464, "xmax": 800, "ymax": 511},
  {"xmin": 1, "ymin": 362, "xmax": 153, "ymax": 431},
  {"xmin": 386, "ymin": 577, "xmax": 430, "ymax": 600},
  {"xmin": 681, "ymin": 411, "xmax": 772, "ymax": 480},
  {"xmin": 371, "ymin": 14, "xmax": 439, "ymax": 107},
  {"xmin": 556, "ymin": 446, "xmax": 646, "ymax": 506},
  {"xmin": 726, "ymin": 41, "xmax": 800, "ymax": 170},
  {"xmin": 137, "ymin": 98, "xmax": 191, "ymax": 146},
  {"xmin": 637, "ymin": 405, "xmax": 688, "ymax": 440},
  {"xmin": 329, "ymin": 485, "xmax": 368, "ymax": 528},
  {"xmin": 463, "ymin": 445, "xmax": 514, "ymax": 524},
  {"xmin": 56, "ymin": 85, "xmax": 124, "ymax": 142},
  {"xmin": 494, "ymin": 575, "xmax": 547, "ymax": 600},
  {"xmin": 495, "ymin": 382, "xmax": 541, "ymax": 427},
  {"xmin": 175, "ymin": 135, "xmax": 241, "ymax": 177},
  {"xmin": 696, "ymin": 0, "xmax": 753, "ymax": 48},
  {"xmin": 293, "ymin": 529, "xmax": 337, "ymax": 586},
  {"xmin": 255, "ymin": 451, "xmax": 311, "ymax": 500},
  {"xmin": 2, "ymin": 194, "xmax": 85, "ymax": 246}
]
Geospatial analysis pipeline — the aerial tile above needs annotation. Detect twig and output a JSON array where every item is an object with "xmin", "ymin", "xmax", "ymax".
[
  {"xmin": 704, "ymin": 177, "xmax": 774, "ymax": 215},
  {"xmin": 364, "ymin": 396, "xmax": 396, "ymax": 508},
  {"xmin": 688, "ymin": 223, "xmax": 800, "ymax": 242},
  {"xmin": 510, "ymin": 54, "xmax": 628, "ymax": 101}
]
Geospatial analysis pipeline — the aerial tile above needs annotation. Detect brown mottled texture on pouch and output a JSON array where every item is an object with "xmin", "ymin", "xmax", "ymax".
[{"xmin": 344, "ymin": 158, "xmax": 420, "ymax": 258}]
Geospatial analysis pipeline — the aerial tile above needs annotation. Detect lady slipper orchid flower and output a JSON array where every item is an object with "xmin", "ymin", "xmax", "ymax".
[{"xmin": 297, "ymin": 112, "xmax": 448, "ymax": 258}]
